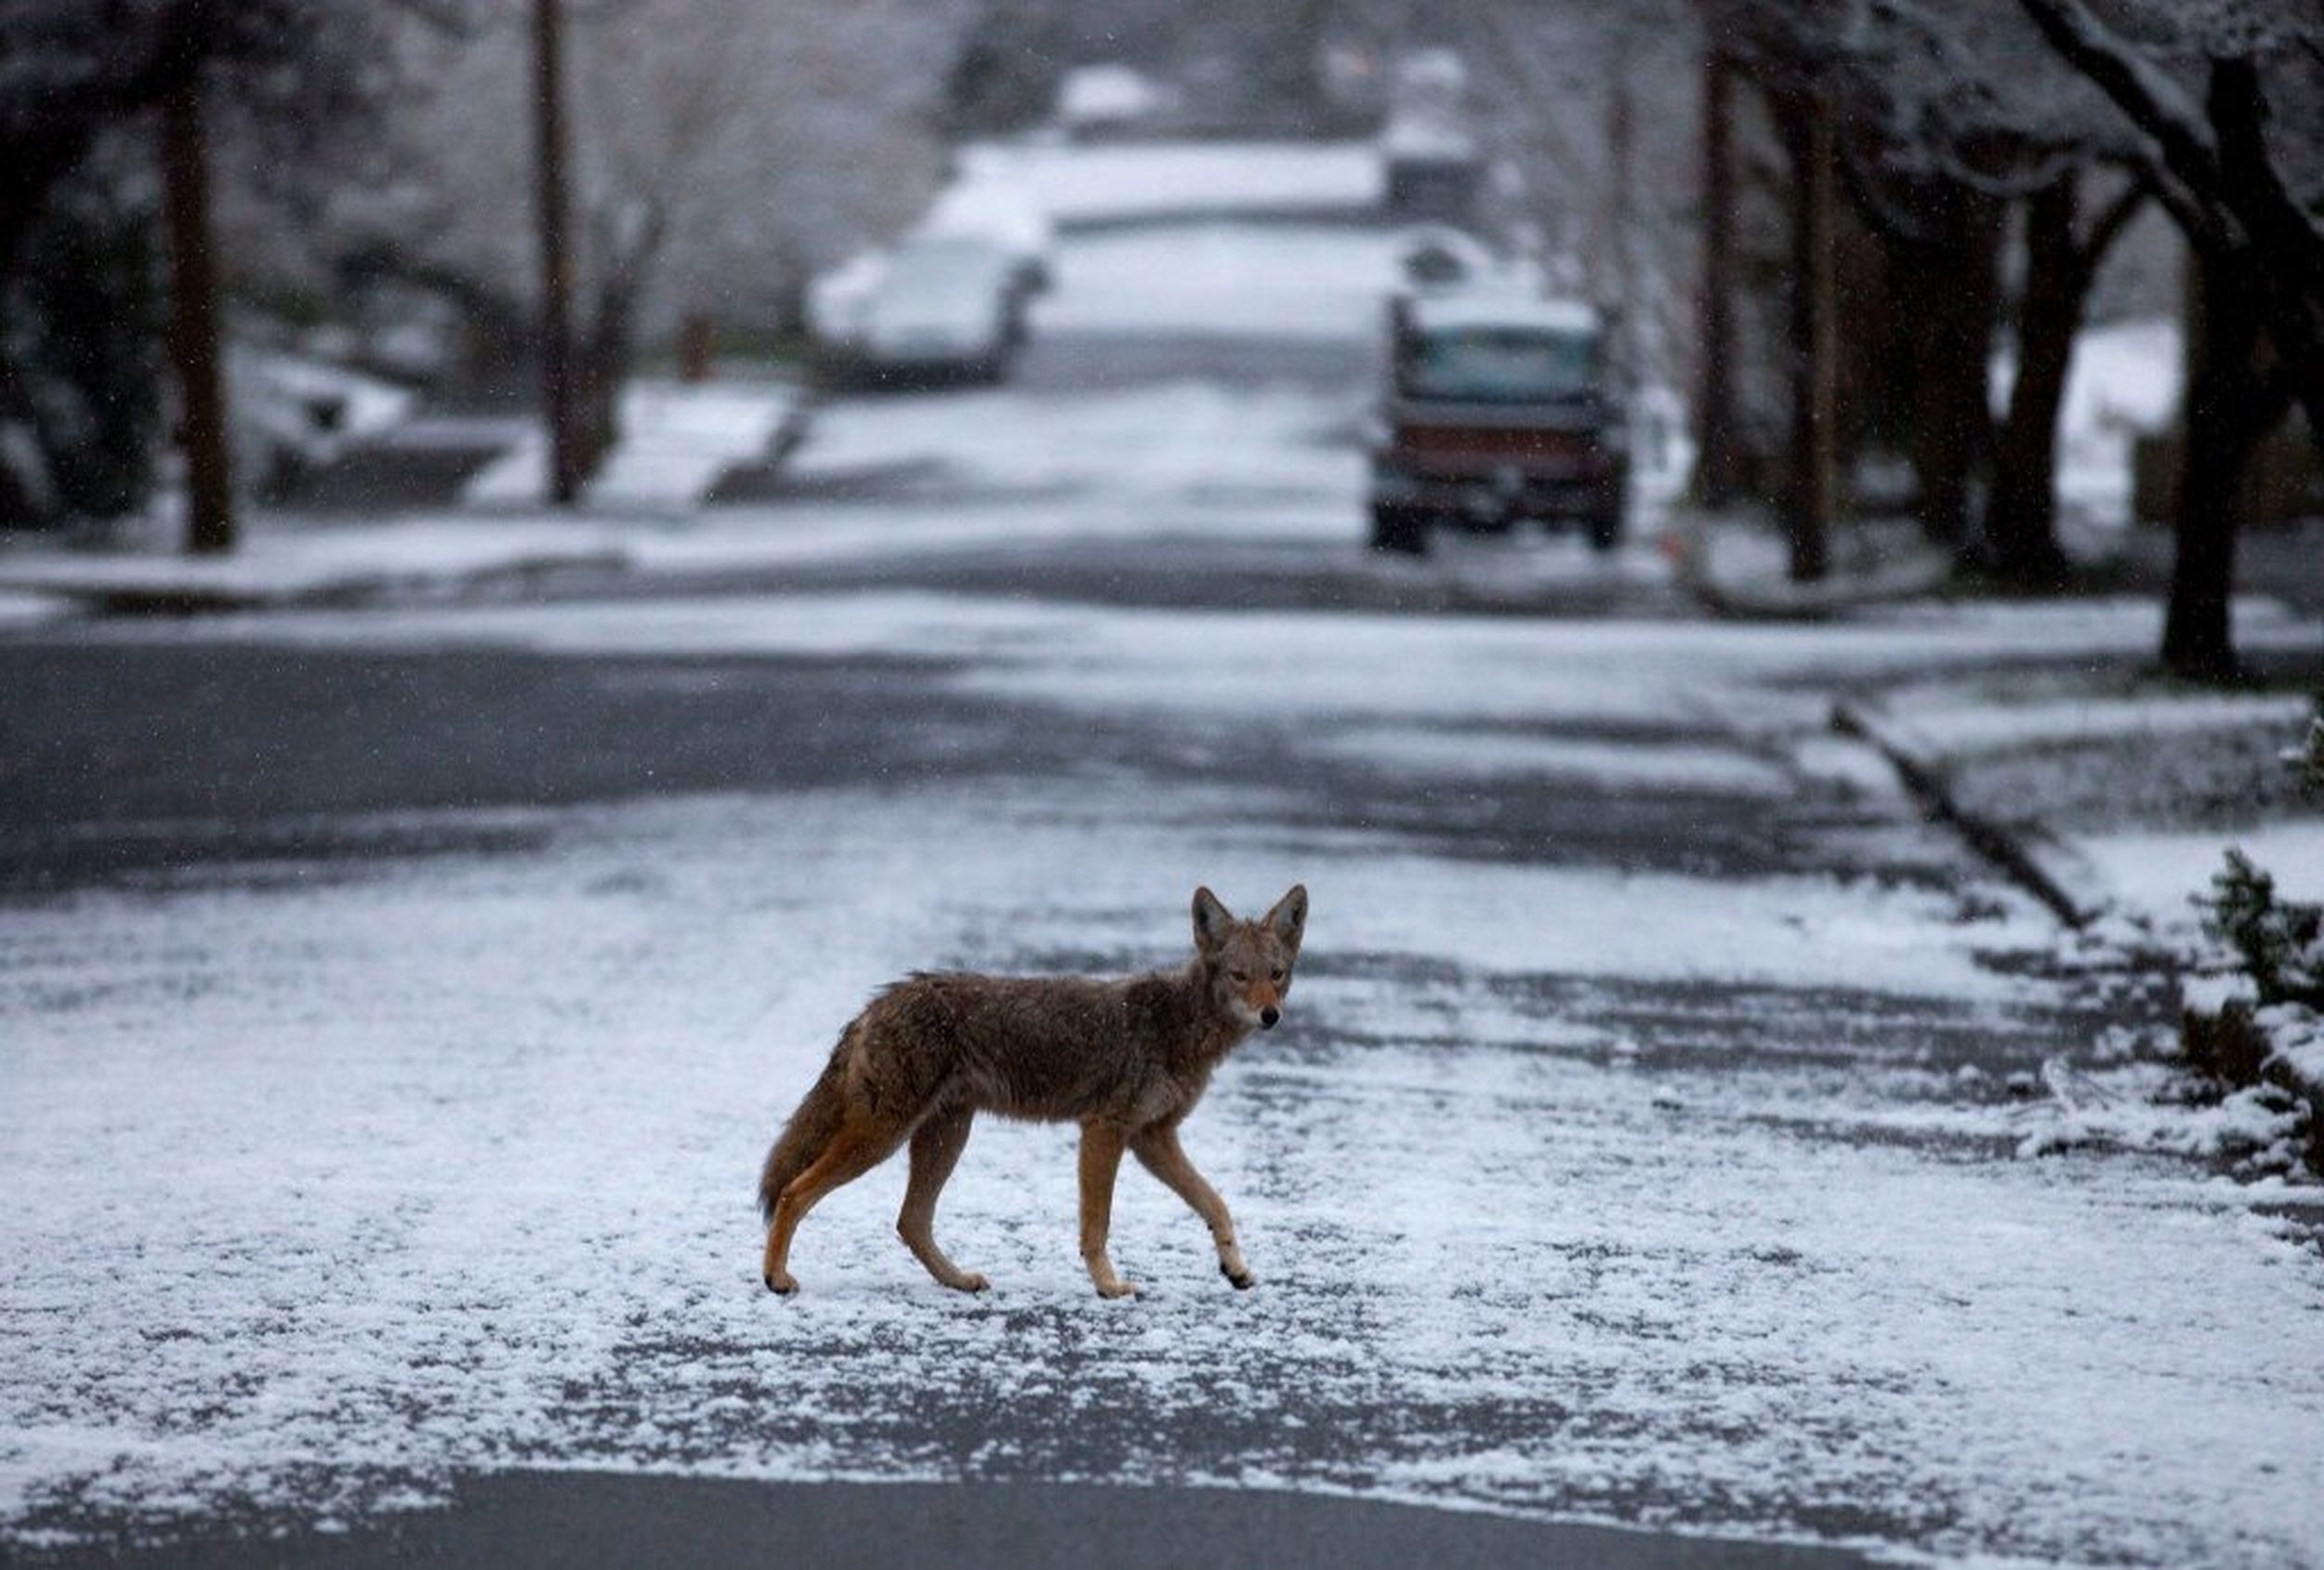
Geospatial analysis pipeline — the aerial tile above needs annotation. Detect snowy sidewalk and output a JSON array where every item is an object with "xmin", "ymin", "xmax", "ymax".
[
  {"xmin": 0, "ymin": 378, "xmax": 809, "ymax": 616},
  {"xmin": 1833, "ymin": 637, "xmax": 2324, "ymax": 1179},
  {"xmin": 1834, "ymin": 645, "xmax": 2320, "ymax": 930},
  {"xmin": 462, "ymin": 379, "xmax": 808, "ymax": 513},
  {"xmin": 0, "ymin": 517, "xmax": 631, "ymax": 614}
]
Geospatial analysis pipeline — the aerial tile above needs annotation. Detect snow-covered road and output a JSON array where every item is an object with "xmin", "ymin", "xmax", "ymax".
[
  {"xmin": 6, "ymin": 581, "xmax": 2322, "ymax": 1563},
  {"xmin": 5, "ymin": 194, "xmax": 2322, "ymax": 1562}
]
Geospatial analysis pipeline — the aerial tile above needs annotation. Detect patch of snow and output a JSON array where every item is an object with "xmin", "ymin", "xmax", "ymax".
[
  {"xmin": 1787, "ymin": 736, "xmax": 1907, "ymax": 798},
  {"xmin": 463, "ymin": 380, "xmax": 801, "ymax": 512},
  {"xmin": 1993, "ymin": 316, "xmax": 2181, "ymax": 530},
  {"xmin": 1055, "ymin": 64, "xmax": 1168, "ymax": 133},
  {"xmin": 1314, "ymin": 725, "xmax": 1793, "ymax": 798},
  {"xmin": 2073, "ymin": 823, "xmax": 2324, "ymax": 937},
  {"xmin": 957, "ymin": 141, "xmax": 1384, "ymax": 228},
  {"xmin": 781, "ymin": 378, "xmax": 1362, "ymax": 513},
  {"xmin": 1883, "ymin": 690, "xmax": 2313, "ymax": 760},
  {"xmin": 2016, "ymin": 1068, "xmax": 2306, "ymax": 1169},
  {"xmin": 0, "ymin": 519, "xmax": 627, "ymax": 605},
  {"xmin": 1033, "ymin": 223, "xmax": 1405, "ymax": 342},
  {"xmin": 0, "ymin": 589, "xmax": 73, "ymax": 627},
  {"xmin": 916, "ymin": 178, "xmax": 1054, "ymax": 274},
  {"xmin": 2262, "ymin": 1004, "xmax": 2324, "ymax": 1096}
]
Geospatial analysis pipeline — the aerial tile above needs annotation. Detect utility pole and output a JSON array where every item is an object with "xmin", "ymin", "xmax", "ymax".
[
  {"xmin": 160, "ymin": 73, "xmax": 234, "ymax": 555},
  {"xmin": 532, "ymin": 0, "xmax": 580, "ymax": 506}
]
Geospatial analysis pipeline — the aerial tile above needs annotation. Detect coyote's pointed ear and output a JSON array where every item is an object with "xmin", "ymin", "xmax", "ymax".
[
  {"xmin": 1264, "ymin": 883, "xmax": 1308, "ymax": 957},
  {"xmin": 1192, "ymin": 886, "xmax": 1235, "ymax": 955}
]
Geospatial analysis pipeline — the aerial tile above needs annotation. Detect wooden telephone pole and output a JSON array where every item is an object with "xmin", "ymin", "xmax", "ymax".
[{"xmin": 532, "ymin": 0, "xmax": 581, "ymax": 506}]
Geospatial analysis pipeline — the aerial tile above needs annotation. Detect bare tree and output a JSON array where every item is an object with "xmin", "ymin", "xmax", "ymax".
[
  {"xmin": 323, "ymin": 0, "xmax": 961, "ymax": 489},
  {"xmin": 2012, "ymin": 0, "xmax": 2323, "ymax": 678},
  {"xmin": 1, "ymin": 1, "xmax": 430, "ymax": 539}
]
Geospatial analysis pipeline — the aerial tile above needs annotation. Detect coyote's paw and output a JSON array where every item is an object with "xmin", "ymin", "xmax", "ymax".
[
  {"xmin": 763, "ymin": 1270, "xmax": 799, "ymax": 1295},
  {"xmin": 1094, "ymin": 1278, "xmax": 1140, "ymax": 1300},
  {"xmin": 946, "ymin": 1272, "xmax": 991, "ymax": 1294},
  {"xmin": 1222, "ymin": 1262, "xmax": 1257, "ymax": 1290}
]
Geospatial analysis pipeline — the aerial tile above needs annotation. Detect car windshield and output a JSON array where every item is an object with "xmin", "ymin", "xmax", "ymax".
[{"xmin": 1401, "ymin": 325, "xmax": 1599, "ymax": 402}]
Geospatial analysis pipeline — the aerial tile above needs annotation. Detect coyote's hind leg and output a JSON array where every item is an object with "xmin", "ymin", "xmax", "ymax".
[
  {"xmin": 898, "ymin": 1106, "xmax": 987, "ymax": 1292},
  {"xmin": 763, "ymin": 1115, "xmax": 905, "ymax": 1294}
]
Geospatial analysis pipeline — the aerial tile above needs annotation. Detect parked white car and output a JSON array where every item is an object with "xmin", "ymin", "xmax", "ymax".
[{"xmin": 852, "ymin": 238, "xmax": 1023, "ymax": 385}]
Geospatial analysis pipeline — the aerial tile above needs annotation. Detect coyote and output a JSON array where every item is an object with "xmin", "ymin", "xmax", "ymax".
[{"xmin": 758, "ymin": 884, "xmax": 1307, "ymax": 1300}]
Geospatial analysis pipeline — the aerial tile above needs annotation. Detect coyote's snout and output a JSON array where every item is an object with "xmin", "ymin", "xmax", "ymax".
[{"xmin": 757, "ymin": 883, "xmax": 1307, "ymax": 1300}]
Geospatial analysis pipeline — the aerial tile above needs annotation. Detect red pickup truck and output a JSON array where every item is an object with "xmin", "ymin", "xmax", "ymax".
[{"xmin": 1368, "ymin": 293, "xmax": 1629, "ymax": 555}]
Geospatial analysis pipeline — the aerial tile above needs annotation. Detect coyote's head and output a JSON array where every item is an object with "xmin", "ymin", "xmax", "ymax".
[{"xmin": 1193, "ymin": 884, "xmax": 1307, "ymax": 1032}]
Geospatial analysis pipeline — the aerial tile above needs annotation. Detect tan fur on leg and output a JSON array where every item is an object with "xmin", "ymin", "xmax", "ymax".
[
  {"xmin": 1078, "ymin": 1121, "xmax": 1136, "ymax": 1299},
  {"xmin": 897, "ymin": 1107, "xmax": 986, "ymax": 1292},
  {"xmin": 1132, "ymin": 1124, "xmax": 1254, "ymax": 1288},
  {"xmin": 763, "ymin": 1117, "xmax": 905, "ymax": 1294}
]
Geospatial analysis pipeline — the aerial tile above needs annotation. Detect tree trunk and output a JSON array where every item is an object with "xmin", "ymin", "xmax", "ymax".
[
  {"xmin": 573, "ymin": 299, "xmax": 630, "ymax": 483},
  {"xmin": 1985, "ymin": 178, "xmax": 2081, "ymax": 587},
  {"xmin": 1783, "ymin": 88, "xmax": 1836, "ymax": 582},
  {"xmin": 2203, "ymin": 57, "xmax": 2324, "ymax": 464},
  {"xmin": 1692, "ymin": 46, "xmax": 1745, "ymax": 509},
  {"xmin": 2163, "ymin": 247, "xmax": 2272, "ymax": 681},
  {"xmin": 160, "ymin": 74, "xmax": 233, "ymax": 556},
  {"xmin": 1902, "ymin": 183, "xmax": 2003, "ymax": 550},
  {"xmin": 531, "ymin": 0, "xmax": 581, "ymax": 506}
]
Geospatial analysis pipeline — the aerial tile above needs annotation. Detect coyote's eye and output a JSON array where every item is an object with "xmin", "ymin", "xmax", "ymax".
[
  {"xmin": 1270, "ymin": 968, "xmax": 1285, "ymax": 982},
  {"xmin": 1230, "ymin": 969, "xmax": 1249, "ymax": 982}
]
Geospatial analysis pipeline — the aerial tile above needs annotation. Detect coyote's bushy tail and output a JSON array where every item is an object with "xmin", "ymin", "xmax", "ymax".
[{"xmin": 759, "ymin": 1047, "xmax": 851, "ymax": 1220}]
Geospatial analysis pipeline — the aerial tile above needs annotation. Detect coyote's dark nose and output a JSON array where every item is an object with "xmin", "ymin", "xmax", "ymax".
[{"xmin": 1260, "ymin": 1007, "xmax": 1280, "ymax": 1030}]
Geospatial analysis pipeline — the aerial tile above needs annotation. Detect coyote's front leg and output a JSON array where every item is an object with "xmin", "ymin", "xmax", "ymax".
[
  {"xmin": 1132, "ymin": 1123, "xmax": 1255, "ymax": 1288},
  {"xmin": 1078, "ymin": 1121, "xmax": 1137, "ymax": 1299}
]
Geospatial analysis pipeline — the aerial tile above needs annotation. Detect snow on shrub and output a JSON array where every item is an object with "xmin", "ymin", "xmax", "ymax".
[{"xmin": 2172, "ymin": 850, "xmax": 2324, "ymax": 1176}]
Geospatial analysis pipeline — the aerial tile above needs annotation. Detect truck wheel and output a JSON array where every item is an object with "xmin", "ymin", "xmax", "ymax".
[{"xmin": 1370, "ymin": 504, "xmax": 1428, "ymax": 556}]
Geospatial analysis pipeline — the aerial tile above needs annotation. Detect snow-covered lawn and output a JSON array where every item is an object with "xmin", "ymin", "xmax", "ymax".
[{"xmin": 6, "ymin": 590, "xmax": 2324, "ymax": 1562}]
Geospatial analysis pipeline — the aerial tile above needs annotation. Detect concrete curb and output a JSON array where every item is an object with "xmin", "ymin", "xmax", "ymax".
[
  {"xmin": 1830, "ymin": 696, "xmax": 2103, "ymax": 929},
  {"xmin": 0, "ymin": 545, "xmax": 631, "ymax": 618}
]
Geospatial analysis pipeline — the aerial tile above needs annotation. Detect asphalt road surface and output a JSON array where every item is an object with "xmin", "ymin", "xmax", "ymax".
[{"xmin": 29, "ymin": 1477, "xmax": 1861, "ymax": 1568}]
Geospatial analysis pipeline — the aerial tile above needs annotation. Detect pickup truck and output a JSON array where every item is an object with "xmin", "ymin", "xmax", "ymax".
[{"xmin": 1368, "ymin": 292, "xmax": 1629, "ymax": 555}]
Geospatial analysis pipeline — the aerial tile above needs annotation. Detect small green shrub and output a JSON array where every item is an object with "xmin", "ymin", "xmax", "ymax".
[{"xmin": 2201, "ymin": 850, "xmax": 2324, "ymax": 1010}]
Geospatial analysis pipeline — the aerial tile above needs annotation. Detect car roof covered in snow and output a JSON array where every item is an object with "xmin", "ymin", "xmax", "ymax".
[{"xmin": 1405, "ymin": 292, "xmax": 1600, "ymax": 336}]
